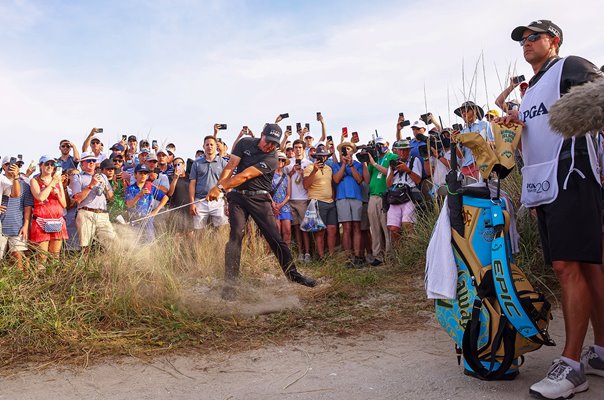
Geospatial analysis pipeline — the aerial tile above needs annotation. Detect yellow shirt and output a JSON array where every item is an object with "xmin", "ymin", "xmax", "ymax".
[{"xmin": 303, "ymin": 164, "xmax": 334, "ymax": 203}]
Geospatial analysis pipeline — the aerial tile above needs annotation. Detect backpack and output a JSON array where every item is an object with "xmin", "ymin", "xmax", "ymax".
[{"xmin": 434, "ymin": 190, "xmax": 554, "ymax": 380}]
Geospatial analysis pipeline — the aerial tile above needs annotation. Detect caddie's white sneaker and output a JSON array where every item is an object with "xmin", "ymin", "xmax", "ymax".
[
  {"xmin": 581, "ymin": 346, "xmax": 604, "ymax": 377},
  {"xmin": 529, "ymin": 359, "xmax": 589, "ymax": 399}
]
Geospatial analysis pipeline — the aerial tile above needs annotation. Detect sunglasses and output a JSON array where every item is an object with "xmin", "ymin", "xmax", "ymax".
[
  {"xmin": 278, "ymin": 159, "xmax": 287, "ymax": 162},
  {"xmin": 43, "ymin": 161, "xmax": 56, "ymax": 167},
  {"xmin": 91, "ymin": 141, "xmax": 101, "ymax": 145},
  {"xmin": 60, "ymin": 144, "xmax": 71, "ymax": 148},
  {"xmin": 83, "ymin": 159, "xmax": 96, "ymax": 164},
  {"xmin": 519, "ymin": 32, "xmax": 547, "ymax": 46},
  {"xmin": 113, "ymin": 158, "xmax": 124, "ymax": 162}
]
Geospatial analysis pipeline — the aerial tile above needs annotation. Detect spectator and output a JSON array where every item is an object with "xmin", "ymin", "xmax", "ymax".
[
  {"xmin": 271, "ymin": 152, "xmax": 292, "ymax": 245},
  {"xmin": 109, "ymin": 142, "xmax": 125, "ymax": 159},
  {"xmin": 331, "ymin": 142, "xmax": 365, "ymax": 268},
  {"xmin": 386, "ymin": 140, "xmax": 422, "ymax": 244},
  {"xmin": 452, "ymin": 101, "xmax": 493, "ymax": 182},
  {"xmin": 167, "ymin": 157, "xmax": 192, "ymax": 235},
  {"xmin": 63, "ymin": 168, "xmax": 81, "ymax": 252},
  {"xmin": 189, "ymin": 136, "xmax": 228, "ymax": 230},
  {"xmin": 69, "ymin": 152, "xmax": 116, "ymax": 252},
  {"xmin": 485, "ymin": 109, "xmax": 500, "ymax": 122},
  {"xmin": 126, "ymin": 135, "xmax": 138, "ymax": 162},
  {"xmin": 284, "ymin": 139, "xmax": 312, "ymax": 262},
  {"xmin": 429, "ymin": 129, "xmax": 452, "ymax": 199},
  {"xmin": 124, "ymin": 164, "xmax": 170, "ymax": 244},
  {"xmin": 29, "ymin": 156, "xmax": 68, "ymax": 262},
  {"xmin": 58, "ymin": 139, "xmax": 80, "ymax": 170},
  {"xmin": 100, "ymin": 159, "xmax": 128, "ymax": 222},
  {"xmin": 156, "ymin": 148, "xmax": 174, "ymax": 176},
  {"xmin": 364, "ymin": 137, "xmax": 398, "ymax": 266},
  {"xmin": 145, "ymin": 153, "xmax": 169, "ymax": 193},
  {"xmin": 81, "ymin": 127, "xmax": 107, "ymax": 164},
  {"xmin": 303, "ymin": 147, "xmax": 337, "ymax": 258},
  {"xmin": 0, "ymin": 158, "xmax": 31, "ymax": 270},
  {"xmin": 408, "ymin": 120, "xmax": 433, "ymax": 199}
]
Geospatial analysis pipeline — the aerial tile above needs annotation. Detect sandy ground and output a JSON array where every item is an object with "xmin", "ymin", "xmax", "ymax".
[{"xmin": 2, "ymin": 312, "xmax": 602, "ymax": 400}]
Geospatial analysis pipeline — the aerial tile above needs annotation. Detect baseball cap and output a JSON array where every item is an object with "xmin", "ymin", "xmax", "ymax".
[
  {"xmin": 411, "ymin": 120, "xmax": 427, "ymax": 129},
  {"xmin": 100, "ymin": 159, "xmax": 118, "ymax": 170},
  {"xmin": 392, "ymin": 140, "xmax": 411, "ymax": 149},
  {"xmin": 511, "ymin": 19, "xmax": 563, "ymax": 45},
  {"xmin": 486, "ymin": 109, "xmax": 500, "ymax": 118},
  {"xmin": 39, "ymin": 155, "xmax": 57, "ymax": 164},
  {"xmin": 262, "ymin": 123, "xmax": 283, "ymax": 144},
  {"xmin": 1, "ymin": 156, "xmax": 12, "ymax": 164},
  {"xmin": 375, "ymin": 137, "xmax": 387, "ymax": 145},
  {"xmin": 156, "ymin": 148, "xmax": 168, "ymax": 156},
  {"xmin": 80, "ymin": 152, "xmax": 98, "ymax": 162},
  {"xmin": 110, "ymin": 143, "xmax": 125, "ymax": 152},
  {"xmin": 134, "ymin": 164, "xmax": 151, "ymax": 173},
  {"xmin": 128, "ymin": 135, "xmax": 137, "ymax": 142},
  {"xmin": 146, "ymin": 153, "xmax": 158, "ymax": 161},
  {"xmin": 304, "ymin": 133, "xmax": 313, "ymax": 139},
  {"xmin": 138, "ymin": 148, "xmax": 150, "ymax": 155}
]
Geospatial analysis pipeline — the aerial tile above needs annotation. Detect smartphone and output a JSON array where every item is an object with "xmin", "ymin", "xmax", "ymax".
[
  {"xmin": 420, "ymin": 113, "xmax": 431, "ymax": 124},
  {"xmin": 9, "ymin": 157, "xmax": 17, "ymax": 166},
  {"xmin": 326, "ymin": 135, "xmax": 333, "ymax": 142},
  {"xmin": 243, "ymin": 125, "xmax": 249, "ymax": 134},
  {"xmin": 126, "ymin": 159, "xmax": 133, "ymax": 166},
  {"xmin": 152, "ymin": 140, "xmax": 157, "ymax": 147},
  {"xmin": 296, "ymin": 122, "xmax": 302, "ymax": 131},
  {"xmin": 316, "ymin": 112, "xmax": 321, "ymax": 121},
  {"xmin": 352, "ymin": 131, "xmax": 359, "ymax": 142},
  {"xmin": 55, "ymin": 166, "xmax": 63, "ymax": 177},
  {"xmin": 219, "ymin": 124, "xmax": 227, "ymax": 130},
  {"xmin": 143, "ymin": 181, "xmax": 153, "ymax": 192},
  {"xmin": 342, "ymin": 127, "xmax": 348, "ymax": 137},
  {"xmin": 97, "ymin": 128, "xmax": 103, "ymax": 133},
  {"xmin": 17, "ymin": 154, "xmax": 23, "ymax": 161},
  {"xmin": 342, "ymin": 147, "xmax": 348, "ymax": 157},
  {"xmin": 305, "ymin": 123, "xmax": 310, "ymax": 131},
  {"xmin": 122, "ymin": 134, "xmax": 127, "ymax": 141},
  {"xmin": 286, "ymin": 125, "xmax": 292, "ymax": 132},
  {"xmin": 452, "ymin": 123, "xmax": 463, "ymax": 131},
  {"xmin": 176, "ymin": 164, "xmax": 183, "ymax": 174},
  {"xmin": 402, "ymin": 120, "xmax": 411, "ymax": 127},
  {"xmin": 280, "ymin": 113, "xmax": 289, "ymax": 119},
  {"xmin": 399, "ymin": 112, "xmax": 405, "ymax": 117},
  {"xmin": 295, "ymin": 159, "xmax": 301, "ymax": 166},
  {"xmin": 512, "ymin": 75, "xmax": 526, "ymax": 85}
]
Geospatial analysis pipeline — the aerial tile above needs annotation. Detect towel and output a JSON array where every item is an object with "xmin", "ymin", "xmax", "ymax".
[{"xmin": 425, "ymin": 198, "xmax": 458, "ymax": 299}]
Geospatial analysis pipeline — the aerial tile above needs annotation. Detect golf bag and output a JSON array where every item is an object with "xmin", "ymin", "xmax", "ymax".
[{"xmin": 434, "ymin": 141, "xmax": 554, "ymax": 380}]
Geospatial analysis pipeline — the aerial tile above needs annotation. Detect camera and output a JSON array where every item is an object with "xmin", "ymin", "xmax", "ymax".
[
  {"xmin": 389, "ymin": 158, "xmax": 403, "ymax": 168},
  {"xmin": 416, "ymin": 130, "xmax": 449, "ymax": 158},
  {"xmin": 420, "ymin": 113, "xmax": 432, "ymax": 124},
  {"xmin": 452, "ymin": 123, "xmax": 463, "ymax": 131},
  {"xmin": 327, "ymin": 135, "xmax": 333, "ymax": 142},
  {"xmin": 356, "ymin": 140, "xmax": 378, "ymax": 163},
  {"xmin": 295, "ymin": 159, "xmax": 301, "ymax": 166}
]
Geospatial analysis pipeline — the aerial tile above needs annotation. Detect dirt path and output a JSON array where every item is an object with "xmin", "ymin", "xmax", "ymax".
[{"xmin": 2, "ymin": 313, "xmax": 602, "ymax": 400}]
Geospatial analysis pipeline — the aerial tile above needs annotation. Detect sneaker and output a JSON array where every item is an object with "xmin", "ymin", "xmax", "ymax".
[
  {"xmin": 303, "ymin": 253, "xmax": 312, "ymax": 263},
  {"xmin": 287, "ymin": 271, "xmax": 317, "ymax": 287},
  {"xmin": 297, "ymin": 253, "xmax": 304, "ymax": 262},
  {"xmin": 529, "ymin": 359, "xmax": 589, "ymax": 399},
  {"xmin": 346, "ymin": 257, "xmax": 366, "ymax": 269},
  {"xmin": 365, "ymin": 254, "xmax": 376, "ymax": 264},
  {"xmin": 581, "ymin": 346, "xmax": 604, "ymax": 377},
  {"xmin": 370, "ymin": 258, "xmax": 383, "ymax": 267}
]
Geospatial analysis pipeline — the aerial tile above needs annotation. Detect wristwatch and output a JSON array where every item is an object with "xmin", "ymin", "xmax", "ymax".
[{"xmin": 217, "ymin": 183, "xmax": 226, "ymax": 194}]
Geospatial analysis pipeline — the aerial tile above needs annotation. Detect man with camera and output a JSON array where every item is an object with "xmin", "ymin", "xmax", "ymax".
[
  {"xmin": 189, "ymin": 135, "xmax": 228, "ymax": 230},
  {"xmin": 207, "ymin": 123, "xmax": 316, "ymax": 300},
  {"xmin": 499, "ymin": 20, "xmax": 604, "ymax": 399},
  {"xmin": 58, "ymin": 139, "xmax": 80, "ymax": 170},
  {"xmin": 362, "ymin": 137, "xmax": 398, "ymax": 266},
  {"xmin": 332, "ymin": 142, "xmax": 364, "ymax": 267},
  {"xmin": 385, "ymin": 140, "xmax": 422, "ymax": 244},
  {"xmin": 284, "ymin": 139, "xmax": 313, "ymax": 262},
  {"xmin": 69, "ymin": 152, "xmax": 116, "ymax": 252},
  {"xmin": 303, "ymin": 144, "xmax": 337, "ymax": 259}
]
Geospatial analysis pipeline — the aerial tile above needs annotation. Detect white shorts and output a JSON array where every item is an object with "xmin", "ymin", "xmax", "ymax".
[
  {"xmin": 0, "ymin": 235, "xmax": 28, "ymax": 258},
  {"xmin": 193, "ymin": 198, "xmax": 228, "ymax": 229},
  {"xmin": 387, "ymin": 202, "xmax": 416, "ymax": 226}
]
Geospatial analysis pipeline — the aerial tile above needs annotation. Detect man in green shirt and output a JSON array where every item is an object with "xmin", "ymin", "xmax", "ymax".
[{"xmin": 362, "ymin": 137, "xmax": 398, "ymax": 266}]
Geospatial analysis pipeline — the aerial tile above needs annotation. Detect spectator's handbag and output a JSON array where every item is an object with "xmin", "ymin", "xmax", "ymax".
[
  {"xmin": 34, "ymin": 216, "xmax": 64, "ymax": 233},
  {"xmin": 300, "ymin": 199, "xmax": 326, "ymax": 232}
]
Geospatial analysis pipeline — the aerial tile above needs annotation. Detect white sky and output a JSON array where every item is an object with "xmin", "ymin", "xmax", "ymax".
[{"xmin": 0, "ymin": 0, "xmax": 601, "ymax": 163}]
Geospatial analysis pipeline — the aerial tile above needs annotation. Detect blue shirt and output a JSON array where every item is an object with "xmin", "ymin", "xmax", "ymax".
[
  {"xmin": 331, "ymin": 160, "xmax": 363, "ymax": 201},
  {"xmin": 190, "ymin": 156, "xmax": 227, "ymax": 199},
  {"xmin": 409, "ymin": 138, "xmax": 426, "ymax": 160},
  {"xmin": 58, "ymin": 155, "xmax": 78, "ymax": 170},
  {"xmin": 69, "ymin": 171, "xmax": 112, "ymax": 210},
  {"xmin": 124, "ymin": 183, "xmax": 166, "ymax": 220},
  {"xmin": 460, "ymin": 120, "xmax": 494, "ymax": 167}
]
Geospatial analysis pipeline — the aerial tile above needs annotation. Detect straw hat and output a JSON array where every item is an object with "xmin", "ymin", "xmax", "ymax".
[
  {"xmin": 276, "ymin": 152, "xmax": 291, "ymax": 166},
  {"xmin": 337, "ymin": 141, "xmax": 357, "ymax": 153}
]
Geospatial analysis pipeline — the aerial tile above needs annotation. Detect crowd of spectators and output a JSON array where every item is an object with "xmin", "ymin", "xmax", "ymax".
[{"xmin": 0, "ymin": 97, "xmax": 527, "ymax": 270}]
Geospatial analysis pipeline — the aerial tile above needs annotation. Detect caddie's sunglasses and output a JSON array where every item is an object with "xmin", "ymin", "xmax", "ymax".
[{"xmin": 520, "ymin": 32, "xmax": 547, "ymax": 46}]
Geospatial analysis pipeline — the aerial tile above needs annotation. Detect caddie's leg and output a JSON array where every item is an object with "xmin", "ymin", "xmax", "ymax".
[
  {"xmin": 584, "ymin": 260, "xmax": 604, "ymax": 346},
  {"xmin": 553, "ymin": 260, "xmax": 594, "ymax": 361}
]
